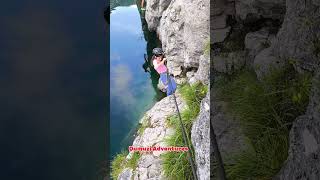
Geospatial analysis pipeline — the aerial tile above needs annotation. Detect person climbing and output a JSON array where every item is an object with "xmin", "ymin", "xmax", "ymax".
[{"xmin": 152, "ymin": 47, "xmax": 177, "ymax": 96}]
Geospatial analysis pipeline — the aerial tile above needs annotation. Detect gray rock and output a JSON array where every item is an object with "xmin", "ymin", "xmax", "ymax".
[
  {"xmin": 211, "ymin": 27, "xmax": 231, "ymax": 44},
  {"xmin": 121, "ymin": 94, "xmax": 186, "ymax": 179},
  {"xmin": 156, "ymin": 0, "xmax": 209, "ymax": 76},
  {"xmin": 194, "ymin": 55, "xmax": 210, "ymax": 85},
  {"xmin": 245, "ymin": 28, "xmax": 270, "ymax": 58},
  {"xmin": 191, "ymin": 92, "xmax": 210, "ymax": 180},
  {"xmin": 189, "ymin": 76, "xmax": 198, "ymax": 85},
  {"xmin": 253, "ymin": 47, "xmax": 284, "ymax": 80},
  {"xmin": 212, "ymin": 14, "xmax": 227, "ymax": 29},
  {"xmin": 271, "ymin": 0, "xmax": 320, "ymax": 72},
  {"xmin": 235, "ymin": 0, "xmax": 286, "ymax": 20},
  {"xmin": 145, "ymin": 0, "xmax": 171, "ymax": 31},
  {"xmin": 213, "ymin": 51, "xmax": 246, "ymax": 74},
  {"xmin": 313, "ymin": 0, "xmax": 320, "ymax": 6},
  {"xmin": 186, "ymin": 71, "xmax": 195, "ymax": 79},
  {"xmin": 210, "ymin": 89, "xmax": 247, "ymax": 165},
  {"xmin": 157, "ymin": 78, "xmax": 167, "ymax": 92},
  {"xmin": 118, "ymin": 168, "xmax": 133, "ymax": 180},
  {"xmin": 175, "ymin": 77, "xmax": 187, "ymax": 85},
  {"xmin": 274, "ymin": 71, "xmax": 320, "ymax": 180}
]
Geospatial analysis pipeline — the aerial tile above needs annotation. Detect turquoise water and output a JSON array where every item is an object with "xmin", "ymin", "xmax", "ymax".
[{"xmin": 110, "ymin": 4, "xmax": 164, "ymax": 160}]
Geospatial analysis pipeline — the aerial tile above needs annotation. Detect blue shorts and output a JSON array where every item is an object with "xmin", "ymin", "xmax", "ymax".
[{"xmin": 160, "ymin": 73, "xmax": 177, "ymax": 96}]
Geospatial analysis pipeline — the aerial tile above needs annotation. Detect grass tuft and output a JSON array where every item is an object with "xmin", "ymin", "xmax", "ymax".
[
  {"xmin": 215, "ymin": 65, "xmax": 312, "ymax": 179},
  {"xmin": 111, "ymin": 151, "xmax": 127, "ymax": 180},
  {"xmin": 110, "ymin": 151, "xmax": 141, "ymax": 179}
]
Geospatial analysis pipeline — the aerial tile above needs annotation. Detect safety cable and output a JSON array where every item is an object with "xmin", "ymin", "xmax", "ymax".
[{"xmin": 166, "ymin": 69, "xmax": 198, "ymax": 180}]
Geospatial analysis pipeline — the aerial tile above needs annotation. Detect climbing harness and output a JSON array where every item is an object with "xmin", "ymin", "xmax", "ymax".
[{"xmin": 166, "ymin": 68, "xmax": 198, "ymax": 180}]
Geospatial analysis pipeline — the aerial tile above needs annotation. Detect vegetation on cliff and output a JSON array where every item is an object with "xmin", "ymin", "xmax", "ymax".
[
  {"xmin": 214, "ymin": 65, "xmax": 312, "ymax": 179},
  {"xmin": 111, "ymin": 151, "xmax": 140, "ymax": 179},
  {"xmin": 162, "ymin": 83, "xmax": 207, "ymax": 180}
]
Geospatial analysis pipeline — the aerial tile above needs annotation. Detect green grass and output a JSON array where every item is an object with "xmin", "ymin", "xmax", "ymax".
[
  {"xmin": 127, "ymin": 152, "xmax": 141, "ymax": 169},
  {"xmin": 137, "ymin": 117, "xmax": 151, "ymax": 135},
  {"xmin": 110, "ymin": 151, "xmax": 141, "ymax": 179},
  {"xmin": 162, "ymin": 83, "xmax": 207, "ymax": 180},
  {"xmin": 204, "ymin": 39, "xmax": 211, "ymax": 56},
  {"xmin": 111, "ymin": 151, "xmax": 127, "ymax": 180},
  {"xmin": 215, "ymin": 65, "xmax": 312, "ymax": 180}
]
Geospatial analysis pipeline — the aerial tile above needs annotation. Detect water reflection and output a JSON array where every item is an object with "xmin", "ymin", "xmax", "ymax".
[{"xmin": 110, "ymin": 3, "xmax": 165, "ymax": 162}]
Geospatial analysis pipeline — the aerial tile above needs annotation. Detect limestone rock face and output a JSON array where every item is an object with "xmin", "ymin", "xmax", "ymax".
[
  {"xmin": 118, "ymin": 94, "xmax": 186, "ymax": 180},
  {"xmin": 253, "ymin": 47, "xmax": 284, "ymax": 80},
  {"xmin": 194, "ymin": 55, "xmax": 210, "ymax": 85},
  {"xmin": 213, "ymin": 51, "xmax": 246, "ymax": 74},
  {"xmin": 245, "ymin": 28, "xmax": 270, "ymax": 58},
  {"xmin": 211, "ymin": 0, "xmax": 234, "ymax": 44},
  {"xmin": 210, "ymin": 90, "xmax": 247, "ymax": 158},
  {"xmin": 191, "ymin": 92, "xmax": 210, "ymax": 180},
  {"xmin": 235, "ymin": 0, "xmax": 286, "ymax": 20},
  {"xmin": 274, "ymin": 72, "xmax": 320, "ymax": 180},
  {"xmin": 271, "ymin": 0, "xmax": 320, "ymax": 72},
  {"xmin": 118, "ymin": 168, "xmax": 133, "ymax": 180},
  {"xmin": 155, "ymin": 0, "xmax": 209, "ymax": 76},
  {"xmin": 145, "ymin": 0, "xmax": 171, "ymax": 31}
]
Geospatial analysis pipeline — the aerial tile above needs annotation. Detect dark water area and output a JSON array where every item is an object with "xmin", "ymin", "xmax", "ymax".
[
  {"xmin": 0, "ymin": 0, "xmax": 107, "ymax": 179},
  {"xmin": 110, "ymin": 0, "xmax": 164, "ymax": 161}
]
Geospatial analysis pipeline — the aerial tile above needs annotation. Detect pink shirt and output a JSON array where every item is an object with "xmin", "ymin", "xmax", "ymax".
[{"xmin": 153, "ymin": 60, "xmax": 167, "ymax": 74}]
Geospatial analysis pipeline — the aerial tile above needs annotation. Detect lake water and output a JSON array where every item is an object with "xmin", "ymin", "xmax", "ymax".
[{"xmin": 110, "ymin": 1, "xmax": 164, "ymax": 160}]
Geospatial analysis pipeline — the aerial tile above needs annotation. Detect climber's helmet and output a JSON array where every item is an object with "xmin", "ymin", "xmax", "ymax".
[{"xmin": 152, "ymin": 48, "xmax": 164, "ymax": 57}]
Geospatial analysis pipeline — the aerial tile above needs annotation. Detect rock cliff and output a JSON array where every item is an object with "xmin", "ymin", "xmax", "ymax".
[
  {"xmin": 117, "ymin": 0, "xmax": 211, "ymax": 179},
  {"xmin": 146, "ymin": 0, "xmax": 210, "ymax": 77}
]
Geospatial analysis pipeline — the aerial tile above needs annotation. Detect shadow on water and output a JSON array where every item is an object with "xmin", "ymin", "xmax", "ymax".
[{"xmin": 137, "ymin": 0, "xmax": 165, "ymax": 101}]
